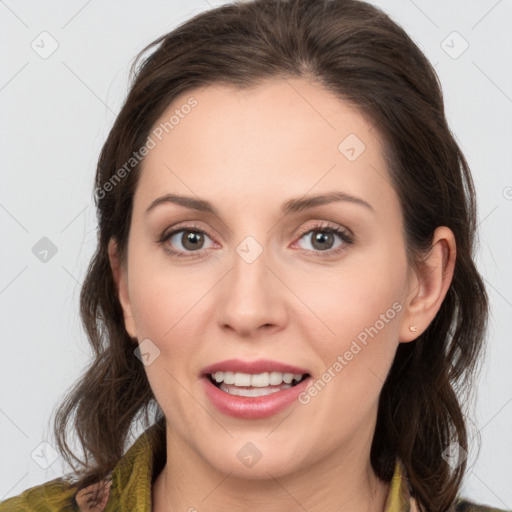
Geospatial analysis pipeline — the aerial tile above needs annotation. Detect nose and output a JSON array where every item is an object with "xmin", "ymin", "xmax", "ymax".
[{"xmin": 215, "ymin": 245, "xmax": 288, "ymax": 338}]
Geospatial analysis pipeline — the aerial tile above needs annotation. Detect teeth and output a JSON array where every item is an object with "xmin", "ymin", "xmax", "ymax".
[
  {"xmin": 220, "ymin": 383, "xmax": 292, "ymax": 397},
  {"xmin": 211, "ymin": 371, "xmax": 305, "ymax": 387},
  {"xmin": 269, "ymin": 371, "xmax": 283, "ymax": 385}
]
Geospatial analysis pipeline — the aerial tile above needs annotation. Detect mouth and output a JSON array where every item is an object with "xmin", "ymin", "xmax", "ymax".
[
  {"xmin": 207, "ymin": 371, "xmax": 311, "ymax": 397},
  {"xmin": 200, "ymin": 359, "xmax": 313, "ymax": 418}
]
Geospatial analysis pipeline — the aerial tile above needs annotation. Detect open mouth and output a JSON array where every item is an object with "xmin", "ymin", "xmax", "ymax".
[{"xmin": 207, "ymin": 371, "xmax": 310, "ymax": 397}]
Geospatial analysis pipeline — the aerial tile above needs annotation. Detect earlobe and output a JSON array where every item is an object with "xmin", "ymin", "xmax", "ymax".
[
  {"xmin": 399, "ymin": 226, "xmax": 456, "ymax": 343},
  {"xmin": 108, "ymin": 239, "xmax": 137, "ymax": 339}
]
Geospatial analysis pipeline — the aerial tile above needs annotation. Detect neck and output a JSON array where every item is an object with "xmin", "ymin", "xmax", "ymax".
[{"xmin": 152, "ymin": 426, "xmax": 391, "ymax": 512}]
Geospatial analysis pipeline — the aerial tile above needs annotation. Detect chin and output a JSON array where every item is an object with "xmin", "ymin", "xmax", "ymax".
[{"xmin": 195, "ymin": 435, "xmax": 310, "ymax": 480}]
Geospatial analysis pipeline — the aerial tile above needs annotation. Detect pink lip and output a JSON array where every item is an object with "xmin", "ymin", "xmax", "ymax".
[
  {"xmin": 202, "ymin": 374, "xmax": 311, "ymax": 419},
  {"xmin": 201, "ymin": 358, "xmax": 310, "ymax": 376},
  {"xmin": 200, "ymin": 359, "xmax": 311, "ymax": 420}
]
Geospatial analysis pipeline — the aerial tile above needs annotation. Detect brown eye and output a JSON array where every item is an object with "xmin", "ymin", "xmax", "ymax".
[
  {"xmin": 310, "ymin": 230, "xmax": 336, "ymax": 251},
  {"xmin": 180, "ymin": 230, "xmax": 205, "ymax": 251},
  {"xmin": 159, "ymin": 226, "xmax": 215, "ymax": 257},
  {"xmin": 296, "ymin": 225, "xmax": 352, "ymax": 254}
]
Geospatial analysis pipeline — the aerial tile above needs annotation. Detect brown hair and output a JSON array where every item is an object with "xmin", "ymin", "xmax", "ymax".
[{"xmin": 52, "ymin": 1, "xmax": 488, "ymax": 511}]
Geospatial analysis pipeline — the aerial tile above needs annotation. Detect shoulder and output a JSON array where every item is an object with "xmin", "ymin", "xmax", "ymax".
[
  {"xmin": 455, "ymin": 497, "xmax": 511, "ymax": 512},
  {"xmin": 0, "ymin": 476, "xmax": 79, "ymax": 511}
]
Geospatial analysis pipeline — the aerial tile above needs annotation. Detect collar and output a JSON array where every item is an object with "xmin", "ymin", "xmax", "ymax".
[
  {"xmin": 75, "ymin": 420, "xmax": 165, "ymax": 511},
  {"xmin": 75, "ymin": 421, "xmax": 415, "ymax": 512},
  {"xmin": 382, "ymin": 458, "xmax": 419, "ymax": 512}
]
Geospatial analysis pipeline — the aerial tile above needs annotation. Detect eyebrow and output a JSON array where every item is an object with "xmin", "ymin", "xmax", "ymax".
[{"xmin": 145, "ymin": 191, "xmax": 374, "ymax": 216}]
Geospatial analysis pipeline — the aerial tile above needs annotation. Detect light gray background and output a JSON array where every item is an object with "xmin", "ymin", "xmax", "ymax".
[{"xmin": 1, "ymin": 0, "xmax": 511, "ymax": 508}]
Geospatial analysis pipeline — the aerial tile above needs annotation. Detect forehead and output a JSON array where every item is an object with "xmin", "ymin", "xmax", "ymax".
[{"xmin": 135, "ymin": 78, "xmax": 397, "ymax": 217}]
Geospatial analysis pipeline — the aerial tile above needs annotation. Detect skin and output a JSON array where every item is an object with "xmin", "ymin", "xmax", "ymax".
[{"xmin": 108, "ymin": 77, "xmax": 456, "ymax": 512}]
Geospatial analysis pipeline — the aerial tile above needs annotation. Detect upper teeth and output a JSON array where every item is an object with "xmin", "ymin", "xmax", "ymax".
[{"xmin": 211, "ymin": 371, "xmax": 305, "ymax": 387}]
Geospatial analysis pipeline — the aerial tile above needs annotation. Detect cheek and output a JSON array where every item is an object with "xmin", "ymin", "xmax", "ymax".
[
  {"xmin": 293, "ymin": 251, "xmax": 406, "ymax": 352},
  {"xmin": 289, "ymin": 257, "xmax": 407, "ymax": 417},
  {"xmin": 127, "ymin": 241, "xmax": 185, "ymax": 329},
  {"xmin": 126, "ymin": 246, "xmax": 217, "ymax": 369},
  {"xmin": 126, "ymin": 256, "xmax": 207, "ymax": 410},
  {"xmin": 294, "ymin": 256, "xmax": 406, "ymax": 439}
]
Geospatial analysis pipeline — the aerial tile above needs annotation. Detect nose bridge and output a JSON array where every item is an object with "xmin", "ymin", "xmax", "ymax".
[
  {"xmin": 230, "ymin": 235, "xmax": 272, "ymax": 308},
  {"xmin": 216, "ymin": 233, "xmax": 285, "ymax": 334}
]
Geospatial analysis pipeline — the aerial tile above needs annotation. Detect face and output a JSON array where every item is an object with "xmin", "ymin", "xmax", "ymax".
[{"xmin": 111, "ymin": 78, "xmax": 419, "ymax": 479}]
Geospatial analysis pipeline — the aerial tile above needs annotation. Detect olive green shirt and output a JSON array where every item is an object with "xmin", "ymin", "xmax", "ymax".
[{"xmin": 0, "ymin": 422, "xmax": 508, "ymax": 511}]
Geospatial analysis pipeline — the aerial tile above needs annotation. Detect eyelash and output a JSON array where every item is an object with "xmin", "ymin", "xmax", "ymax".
[
  {"xmin": 157, "ymin": 222, "xmax": 354, "ymax": 259},
  {"xmin": 295, "ymin": 222, "xmax": 354, "ymax": 258}
]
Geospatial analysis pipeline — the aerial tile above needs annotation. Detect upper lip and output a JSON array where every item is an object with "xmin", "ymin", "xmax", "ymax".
[{"xmin": 201, "ymin": 358, "xmax": 310, "ymax": 377}]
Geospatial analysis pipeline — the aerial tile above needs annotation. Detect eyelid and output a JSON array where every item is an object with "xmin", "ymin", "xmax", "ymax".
[
  {"xmin": 294, "ymin": 220, "xmax": 352, "ymax": 239},
  {"xmin": 158, "ymin": 222, "xmax": 216, "ymax": 245}
]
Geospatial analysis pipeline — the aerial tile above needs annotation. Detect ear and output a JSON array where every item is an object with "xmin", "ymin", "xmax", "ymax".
[
  {"xmin": 399, "ymin": 226, "xmax": 456, "ymax": 343},
  {"xmin": 108, "ymin": 238, "xmax": 137, "ymax": 339}
]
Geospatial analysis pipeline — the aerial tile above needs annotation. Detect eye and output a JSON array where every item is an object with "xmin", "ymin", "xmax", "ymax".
[
  {"xmin": 158, "ymin": 224, "xmax": 216, "ymax": 257},
  {"xmin": 157, "ymin": 221, "xmax": 354, "ymax": 259},
  {"xmin": 294, "ymin": 222, "xmax": 354, "ymax": 257}
]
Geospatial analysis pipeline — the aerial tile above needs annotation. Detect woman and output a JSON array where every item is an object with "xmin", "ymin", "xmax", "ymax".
[{"xmin": 0, "ymin": 0, "xmax": 507, "ymax": 511}]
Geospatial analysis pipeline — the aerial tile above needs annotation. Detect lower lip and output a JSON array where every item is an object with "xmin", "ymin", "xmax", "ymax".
[{"xmin": 202, "ymin": 376, "xmax": 311, "ymax": 419}]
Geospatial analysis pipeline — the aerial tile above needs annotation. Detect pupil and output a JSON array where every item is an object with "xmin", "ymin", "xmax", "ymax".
[
  {"xmin": 312, "ymin": 231, "xmax": 333, "ymax": 250},
  {"xmin": 183, "ymin": 231, "xmax": 203, "ymax": 250}
]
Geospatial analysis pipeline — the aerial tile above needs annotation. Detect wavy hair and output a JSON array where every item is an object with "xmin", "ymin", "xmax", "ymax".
[{"xmin": 52, "ymin": 1, "xmax": 489, "ymax": 511}]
